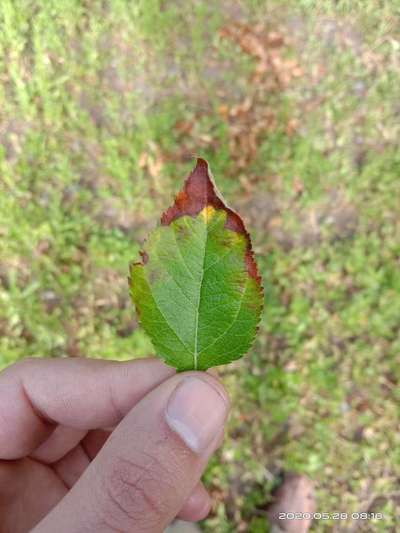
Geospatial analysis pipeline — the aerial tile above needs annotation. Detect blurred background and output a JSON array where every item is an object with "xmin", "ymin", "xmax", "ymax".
[{"xmin": 0, "ymin": 1, "xmax": 399, "ymax": 531}]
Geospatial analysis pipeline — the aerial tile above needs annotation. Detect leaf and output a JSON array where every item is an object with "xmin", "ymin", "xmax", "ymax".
[{"xmin": 129, "ymin": 158, "xmax": 263, "ymax": 371}]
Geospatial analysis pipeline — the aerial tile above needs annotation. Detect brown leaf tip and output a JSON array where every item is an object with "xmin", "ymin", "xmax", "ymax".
[
  {"xmin": 161, "ymin": 158, "xmax": 262, "ymax": 285},
  {"xmin": 161, "ymin": 158, "xmax": 224, "ymax": 225}
]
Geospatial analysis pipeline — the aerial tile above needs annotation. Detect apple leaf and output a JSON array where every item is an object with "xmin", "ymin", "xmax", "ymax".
[{"xmin": 129, "ymin": 158, "xmax": 263, "ymax": 371}]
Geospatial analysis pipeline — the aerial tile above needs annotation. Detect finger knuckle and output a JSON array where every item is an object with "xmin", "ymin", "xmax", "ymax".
[{"xmin": 99, "ymin": 453, "xmax": 176, "ymax": 530}]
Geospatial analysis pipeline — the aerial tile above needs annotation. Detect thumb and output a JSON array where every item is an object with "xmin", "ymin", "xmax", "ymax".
[{"xmin": 34, "ymin": 372, "xmax": 230, "ymax": 533}]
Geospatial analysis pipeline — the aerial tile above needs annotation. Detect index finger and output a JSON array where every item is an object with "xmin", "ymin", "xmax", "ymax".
[{"xmin": 0, "ymin": 357, "xmax": 175, "ymax": 459}]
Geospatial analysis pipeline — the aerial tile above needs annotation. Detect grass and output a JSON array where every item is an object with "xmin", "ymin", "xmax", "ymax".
[{"xmin": 0, "ymin": 1, "xmax": 399, "ymax": 531}]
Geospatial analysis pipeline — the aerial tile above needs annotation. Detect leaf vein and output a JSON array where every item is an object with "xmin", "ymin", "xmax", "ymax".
[
  {"xmin": 198, "ymin": 279, "xmax": 250, "ymax": 357},
  {"xmin": 193, "ymin": 213, "xmax": 209, "ymax": 370},
  {"xmin": 203, "ymin": 248, "xmax": 234, "ymax": 274},
  {"xmin": 141, "ymin": 276, "xmax": 193, "ymax": 356},
  {"xmin": 172, "ymin": 221, "xmax": 196, "ymax": 281}
]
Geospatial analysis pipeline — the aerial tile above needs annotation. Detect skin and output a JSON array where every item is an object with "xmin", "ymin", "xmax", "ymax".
[{"xmin": 0, "ymin": 357, "xmax": 230, "ymax": 532}]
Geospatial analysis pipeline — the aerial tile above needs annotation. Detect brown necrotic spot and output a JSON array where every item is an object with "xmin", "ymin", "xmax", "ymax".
[
  {"xmin": 245, "ymin": 249, "xmax": 259, "ymax": 282},
  {"xmin": 161, "ymin": 158, "xmax": 261, "ymax": 285},
  {"xmin": 161, "ymin": 158, "xmax": 224, "ymax": 223}
]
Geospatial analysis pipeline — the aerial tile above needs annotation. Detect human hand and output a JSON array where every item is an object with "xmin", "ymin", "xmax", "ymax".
[{"xmin": 0, "ymin": 357, "xmax": 230, "ymax": 532}]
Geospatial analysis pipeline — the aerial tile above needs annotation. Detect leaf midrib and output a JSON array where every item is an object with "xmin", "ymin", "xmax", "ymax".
[
  {"xmin": 192, "ymin": 214, "xmax": 209, "ymax": 370},
  {"xmin": 148, "ymin": 212, "xmax": 254, "ymax": 370}
]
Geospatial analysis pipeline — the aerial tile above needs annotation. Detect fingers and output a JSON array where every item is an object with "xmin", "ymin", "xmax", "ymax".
[
  {"xmin": 55, "ymin": 430, "xmax": 213, "ymax": 521},
  {"xmin": 82, "ymin": 429, "xmax": 112, "ymax": 460},
  {"xmin": 0, "ymin": 357, "xmax": 175, "ymax": 459},
  {"xmin": 177, "ymin": 483, "xmax": 211, "ymax": 522},
  {"xmin": 34, "ymin": 372, "xmax": 230, "ymax": 533},
  {"xmin": 31, "ymin": 427, "xmax": 88, "ymax": 464},
  {"xmin": 0, "ymin": 458, "xmax": 67, "ymax": 533},
  {"xmin": 54, "ymin": 430, "xmax": 214, "ymax": 521},
  {"xmin": 52, "ymin": 444, "xmax": 91, "ymax": 489}
]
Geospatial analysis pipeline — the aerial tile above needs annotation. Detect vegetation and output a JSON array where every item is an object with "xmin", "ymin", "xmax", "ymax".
[{"xmin": 0, "ymin": 1, "xmax": 399, "ymax": 531}]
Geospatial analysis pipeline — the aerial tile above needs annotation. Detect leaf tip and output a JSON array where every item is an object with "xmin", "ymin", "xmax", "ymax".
[
  {"xmin": 161, "ymin": 156, "xmax": 218, "ymax": 226},
  {"xmin": 195, "ymin": 156, "xmax": 209, "ymax": 171},
  {"xmin": 161, "ymin": 158, "xmax": 263, "ymax": 286}
]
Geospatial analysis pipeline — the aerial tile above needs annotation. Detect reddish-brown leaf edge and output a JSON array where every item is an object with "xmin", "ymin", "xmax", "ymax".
[{"xmin": 161, "ymin": 158, "xmax": 262, "ymax": 285}]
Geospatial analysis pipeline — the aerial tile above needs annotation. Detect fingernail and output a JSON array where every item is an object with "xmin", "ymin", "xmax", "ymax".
[{"xmin": 165, "ymin": 377, "xmax": 229, "ymax": 454}]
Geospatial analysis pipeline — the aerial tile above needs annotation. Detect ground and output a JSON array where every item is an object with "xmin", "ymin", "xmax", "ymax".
[{"xmin": 0, "ymin": 1, "xmax": 399, "ymax": 531}]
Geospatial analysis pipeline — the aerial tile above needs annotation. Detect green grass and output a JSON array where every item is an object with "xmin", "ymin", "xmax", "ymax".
[{"xmin": 0, "ymin": 1, "xmax": 399, "ymax": 531}]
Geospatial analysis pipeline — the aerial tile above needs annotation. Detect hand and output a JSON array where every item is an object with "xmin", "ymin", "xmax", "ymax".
[{"xmin": 0, "ymin": 357, "xmax": 230, "ymax": 532}]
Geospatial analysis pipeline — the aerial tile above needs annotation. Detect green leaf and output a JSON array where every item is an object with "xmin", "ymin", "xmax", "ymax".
[{"xmin": 129, "ymin": 158, "xmax": 263, "ymax": 371}]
